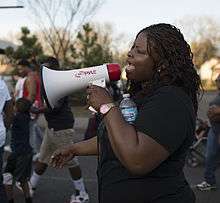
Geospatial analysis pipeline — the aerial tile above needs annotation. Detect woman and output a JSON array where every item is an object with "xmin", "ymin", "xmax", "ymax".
[{"xmin": 51, "ymin": 23, "xmax": 201, "ymax": 203}]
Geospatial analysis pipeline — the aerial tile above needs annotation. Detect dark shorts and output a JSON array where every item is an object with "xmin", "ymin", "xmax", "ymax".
[{"xmin": 4, "ymin": 153, "xmax": 33, "ymax": 183}]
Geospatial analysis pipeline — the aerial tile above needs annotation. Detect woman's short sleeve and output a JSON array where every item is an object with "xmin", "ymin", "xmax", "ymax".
[{"xmin": 135, "ymin": 87, "xmax": 195, "ymax": 154}]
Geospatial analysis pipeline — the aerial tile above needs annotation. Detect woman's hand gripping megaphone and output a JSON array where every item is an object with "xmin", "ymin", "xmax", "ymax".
[{"xmin": 86, "ymin": 82, "xmax": 113, "ymax": 113}]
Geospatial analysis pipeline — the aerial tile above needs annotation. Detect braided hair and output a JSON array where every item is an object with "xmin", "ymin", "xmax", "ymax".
[{"xmin": 127, "ymin": 23, "xmax": 202, "ymax": 114}]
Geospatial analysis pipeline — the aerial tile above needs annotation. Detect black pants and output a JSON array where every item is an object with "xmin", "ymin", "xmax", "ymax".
[
  {"xmin": 0, "ymin": 146, "xmax": 8, "ymax": 203},
  {"xmin": 4, "ymin": 152, "xmax": 33, "ymax": 182}
]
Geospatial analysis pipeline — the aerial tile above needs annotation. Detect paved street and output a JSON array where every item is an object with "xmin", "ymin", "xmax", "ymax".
[
  {"xmin": 11, "ymin": 91, "xmax": 220, "ymax": 203},
  {"xmin": 14, "ymin": 117, "xmax": 99, "ymax": 203}
]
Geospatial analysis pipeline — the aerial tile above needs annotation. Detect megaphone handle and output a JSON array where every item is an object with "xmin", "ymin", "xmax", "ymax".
[
  {"xmin": 88, "ymin": 106, "xmax": 97, "ymax": 113},
  {"xmin": 88, "ymin": 78, "xmax": 106, "ymax": 113}
]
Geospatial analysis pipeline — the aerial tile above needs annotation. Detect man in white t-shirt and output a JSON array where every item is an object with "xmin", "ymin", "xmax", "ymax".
[
  {"xmin": 0, "ymin": 79, "xmax": 13, "ymax": 202},
  {"xmin": 14, "ymin": 76, "xmax": 26, "ymax": 100}
]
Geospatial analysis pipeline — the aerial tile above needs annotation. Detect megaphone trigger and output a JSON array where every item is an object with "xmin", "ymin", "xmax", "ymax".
[
  {"xmin": 88, "ymin": 106, "xmax": 97, "ymax": 113},
  {"xmin": 91, "ymin": 78, "xmax": 106, "ymax": 88}
]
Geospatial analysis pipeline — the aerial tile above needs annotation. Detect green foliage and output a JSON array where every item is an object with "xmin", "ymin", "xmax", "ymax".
[
  {"xmin": 5, "ymin": 27, "xmax": 44, "ymax": 63},
  {"xmin": 70, "ymin": 23, "xmax": 113, "ymax": 69}
]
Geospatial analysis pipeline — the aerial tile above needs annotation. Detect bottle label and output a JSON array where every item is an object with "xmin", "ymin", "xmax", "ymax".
[{"xmin": 121, "ymin": 107, "xmax": 138, "ymax": 123}]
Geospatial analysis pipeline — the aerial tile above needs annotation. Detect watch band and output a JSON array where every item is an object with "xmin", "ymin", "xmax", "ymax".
[{"xmin": 100, "ymin": 102, "xmax": 116, "ymax": 115}]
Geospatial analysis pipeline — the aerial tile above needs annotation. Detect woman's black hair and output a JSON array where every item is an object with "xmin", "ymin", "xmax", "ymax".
[{"xmin": 127, "ymin": 23, "xmax": 202, "ymax": 114}]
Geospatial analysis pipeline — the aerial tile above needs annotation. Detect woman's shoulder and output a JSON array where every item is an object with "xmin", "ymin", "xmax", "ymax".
[
  {"xmin": 155, "ymin": 85, "xmax": 185, "ymax": 95},
  {"xmin": 141, "ymin": 85, "xmax": 194, "ymax": 112},
  {"xmin": 152, "ymin": 85, "xmax": 191, "ymax": 103},
  {"xmin": 142, "ymin": 85, "xmax": 185, "ymax": 101}
]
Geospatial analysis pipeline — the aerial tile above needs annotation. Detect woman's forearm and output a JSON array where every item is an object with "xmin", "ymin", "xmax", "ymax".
[
  {"xmin": 103, "ymin": 107, "xmax": 140, "ymax": 167},
  {"xmin": 103, "ymin": 107, "xmax": 169, "ymax": 175},
  {"xmin": 72, "ymin": 136, "xmax": 98, "ymax": 156}
]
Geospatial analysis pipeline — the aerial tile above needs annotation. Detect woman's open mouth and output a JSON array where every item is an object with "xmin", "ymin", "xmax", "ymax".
[{"xmin": 125, "ymin": 64, "xmax": 135, "ymax": 73}]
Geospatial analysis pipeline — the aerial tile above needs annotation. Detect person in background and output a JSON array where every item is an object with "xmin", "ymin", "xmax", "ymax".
[
  {"xmin": 50, "ymin": 23, "xmax": 201, "ymax": 203},
  {"xmin": 29, "ymin": 56, "xmax": 89, "ymax": 203},
  {"xmin": 195, "ymin": 118, "xmax": 209, "ymax": 140},
  {"xmin": 3, "ymin": 98, "xmax": 33, "ymax": 203},
  {"xmin": 197, "ymin": 74, "xmax": 220, "ymax": 191},
  {"xmin": 29, "ymin": 59, "xmax": 46, "ymax": 158},
  {"xmin": 14, "ymin": 75, "xmax": 26, "ymax": 101},
  {"xmin": 17, "ymin": 59, "xmax": 44, "ymax": 155},
  {"xmin": 0, "ymin": 78, "xmax": 13, "ymax": 203},
  {"xmin": 17, "ymin": 59, "xmax": 37, "ymax": 104}
]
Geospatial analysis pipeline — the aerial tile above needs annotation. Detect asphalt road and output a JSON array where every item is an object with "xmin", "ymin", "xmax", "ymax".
[
  {"xmin": 11, "ymin": 91, "xmax": 220, "ymax": 203},
  {"xmin": 14, "ymin": 118, "xmax": 99, "ymax": 203}
]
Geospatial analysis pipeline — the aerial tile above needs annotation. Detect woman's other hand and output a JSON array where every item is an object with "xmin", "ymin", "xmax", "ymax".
[{"xmin": 50, "ymin": 145, "xmax": 75, "ymax": 168}]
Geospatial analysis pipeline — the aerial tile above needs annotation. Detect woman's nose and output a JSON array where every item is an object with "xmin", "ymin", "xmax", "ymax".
[{"xmin": 127, "ymin": 50, "xmax": 133, "ymax": 57}]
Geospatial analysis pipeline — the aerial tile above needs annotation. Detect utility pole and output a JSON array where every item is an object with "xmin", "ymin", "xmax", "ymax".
[
  {"xmin": 0, "ymin": 2, "xmax": 24, "ymax": 53},
  {"xmin": 0, "ymin": 6, "xmax": 23, "ymax": 9},
  {"xmin": 0, "ymin": 1, "xmax": 24, "ymax": 9}
]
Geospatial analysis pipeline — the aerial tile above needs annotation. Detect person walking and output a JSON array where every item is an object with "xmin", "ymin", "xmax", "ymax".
[
  {"xmin": 3, "ymin": 98, "xmax": 33, "ymax": 203},
  {"xmin": 0, "ymin": 78, "xmax": 13, "ymax": 203},
  {"xmin": 17, "ymin": 59, "xmax": 44, "ymax": 155},
  {"xmin": 197, "ymin": 74, "xmax": 220, "ymax": 191},
  {"xmin": 30, "ymin": 57, "xmax": 89, "ymax": 203},
  {"xmin": 51, "ymin": 23, "xmax": 201, "ymax": 203}
]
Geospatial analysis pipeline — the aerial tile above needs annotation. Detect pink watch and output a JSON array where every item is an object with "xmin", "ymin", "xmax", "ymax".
[{"xmin": 99, "ymin": 103, "xmax": 116, "ymax": 115}]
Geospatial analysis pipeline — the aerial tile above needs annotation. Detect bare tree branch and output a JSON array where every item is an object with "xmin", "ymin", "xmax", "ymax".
[
  {"xmin": 25, "ymin": 0, "xmax": 104, "ymax": 64},
  {"xmin": 175, "ymin": 16, "xmax": 220, "ymax": 43}
]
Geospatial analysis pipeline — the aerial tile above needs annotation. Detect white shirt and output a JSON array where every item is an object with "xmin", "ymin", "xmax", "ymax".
[
  {"xmin": 0, "ymin": 79, "xmax": 11, "ymax": 147},
  {"xmin": 14, "ymin": 77, "xmax": 26, "ymax": 100}
]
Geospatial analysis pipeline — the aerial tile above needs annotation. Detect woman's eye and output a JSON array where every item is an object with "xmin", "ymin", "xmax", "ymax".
[
  {"xmin": 137, "ymin": 49, "xmax": 146, "ymax": 54},
  {"xmin": 131, "ymin": 45, "xmax": 135, "ymax": 50}
]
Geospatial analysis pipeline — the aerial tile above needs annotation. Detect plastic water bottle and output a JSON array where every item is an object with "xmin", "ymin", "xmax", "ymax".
[{"xmin": 119, "ymin": 93, "xmax": 138, "ymax": 124}]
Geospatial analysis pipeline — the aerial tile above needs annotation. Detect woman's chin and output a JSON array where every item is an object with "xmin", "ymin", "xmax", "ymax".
[{"xmin": 126, "ymin": 73, "xmax": 133, "ymax": 80}]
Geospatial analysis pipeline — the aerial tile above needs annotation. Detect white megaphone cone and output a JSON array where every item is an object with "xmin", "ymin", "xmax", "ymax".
[{"xmin": 41, "ymin": 63, "xmax": 121, "ymax": 109}]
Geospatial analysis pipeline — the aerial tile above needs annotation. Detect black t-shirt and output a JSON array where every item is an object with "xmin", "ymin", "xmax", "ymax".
[
  {"xmin": 44, "ymin": 97, "xmax": 74, "ymax": 130},
  {"xmin": 11, "ymin": 112, "xmax": 32, "ymax": 155},
  {"xmin": 98, "ymin": 86, "xmax": 196, "ymax": 203}
]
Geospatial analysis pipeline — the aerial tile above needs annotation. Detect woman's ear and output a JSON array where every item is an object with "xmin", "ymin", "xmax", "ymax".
[{"xmin": 156, "ymin": 60, "xmax": 169, "ymax": 73}]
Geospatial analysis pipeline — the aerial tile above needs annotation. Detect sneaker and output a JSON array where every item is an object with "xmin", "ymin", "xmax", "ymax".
[
  {"xmin": 15, "ymin": 181, "xmax": 22, "ymax": 191},
  {"xmin": 29, "ymin": 182, "xmax": 36, "ymax": 197},
  {"xmin": 70, "ymin": 190, "xmax": 89, "ymax": 203},
  {"xmin": 32, "ymin": 153, "xmax": 40, "ymax": 162},
  {"xmin": 4, "ymin": 145, "xmax": 12, "ymax": 153},
  {"xmin": 15, "ymin": 181, "xmax": 36, "ymax": 197},
  {"xmin": 196, "ymin": 181, "xmax": 217, "ymax": 191}
]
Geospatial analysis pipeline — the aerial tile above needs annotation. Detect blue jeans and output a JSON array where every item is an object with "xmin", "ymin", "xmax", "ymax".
[
  {"xmin": 0, "ymin": 146, "xmax": 8, "ymax": 202},
  {"xmin": 30, "ymin": 119, "xmax": 43, "ymax": 154},
  {"xmin": 204, "ymin": 128, "xmax": 220, "ymax": 184}
]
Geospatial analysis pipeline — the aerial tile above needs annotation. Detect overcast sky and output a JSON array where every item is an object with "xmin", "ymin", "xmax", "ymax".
[{"xmin": 0, "ymin": 0, "xmax": 219, "ymax": 42}]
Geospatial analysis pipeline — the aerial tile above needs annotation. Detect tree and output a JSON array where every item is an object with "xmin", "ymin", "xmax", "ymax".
[
  {"xmin": 93, "ymin": 22, "xmax": 129, "ymax": 68},
  {"xmin": 191, "ymin": 39, "xmax": 217, "ymax": 68},
  {"xmin": 176, "ymin": 16, "xmax": 220, "ymax": 43},
  {"xmin": 70, "ymin": 23, "xmax": 113, "ymax": 69},
  {"xmin": 5, "ymin": 27, "xmax": 44, "ymax": 63},
  {"xmin": 25, "ymin": 0, "xmax": 103, "ymax": 64},
  {"xmin": 175, "ymin": 16, "xmax": 220, "ymax": 69}
]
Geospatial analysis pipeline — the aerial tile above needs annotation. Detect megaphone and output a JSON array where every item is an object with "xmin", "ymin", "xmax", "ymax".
[{"xmin": 41, "ymin": 63, "xmax": 121, "ymax": 109}]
